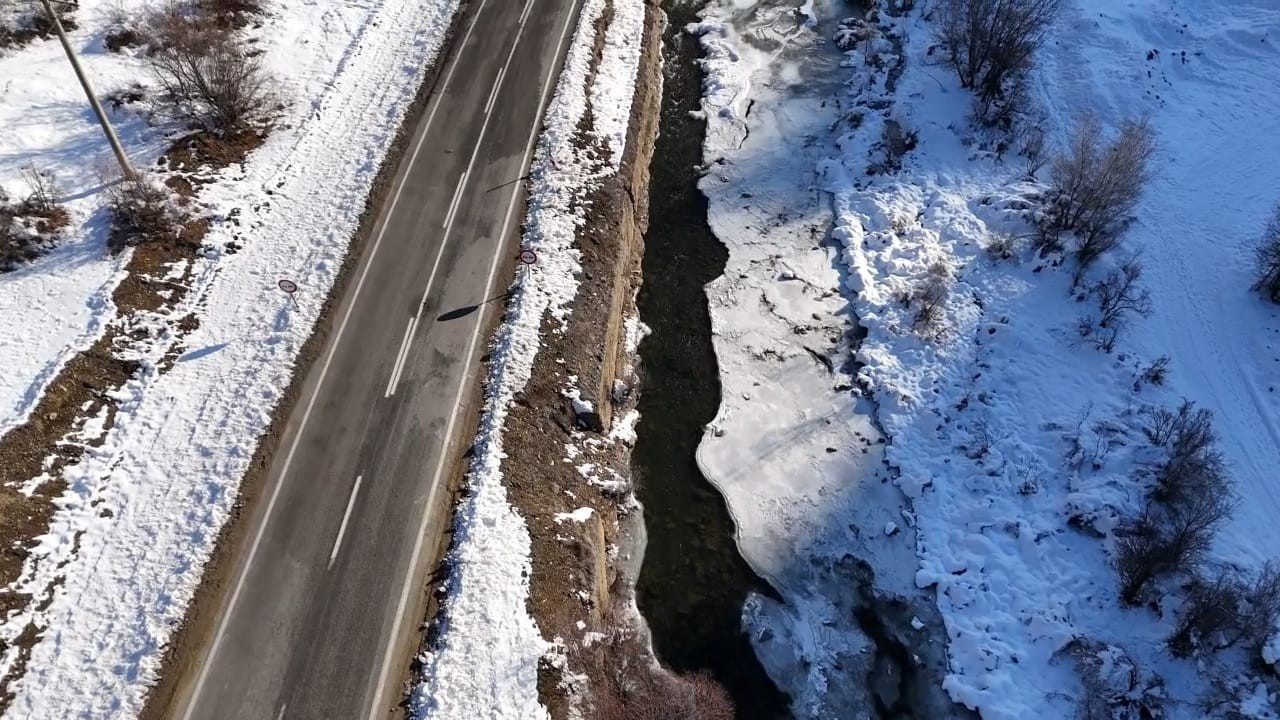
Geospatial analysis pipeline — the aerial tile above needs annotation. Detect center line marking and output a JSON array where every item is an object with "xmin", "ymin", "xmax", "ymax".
[
  {"xmin": 178, "ymin": 0, "xmax": 495, "ymax": 716},
  {"xmin": 442, "ymin": 170, "xmax": 469, "ymax": 229},
  {"xmin": 366, "ymin": 0, "xmax": 581, "ymax": 716},
  {"xmin": 275, "ymin": 705, "xmax": 287, "ymax": 720},
  {"xmin": 484, "ymin": 66, "xmax": 506, "ymax": 116},
  {"xmin": 385, "ymin": 316, "xmax": 417, "ymax": 397},
  {"xmin": 329, "ymin": 475, "xmax": 363, "ymax": 569},
  {"xmin": 519, "ymin": 0, "xmax": 534, "ymax": 27},
  {"xmin": 415, "ymin": 5, "xmax": 530, "ymax": 318}
]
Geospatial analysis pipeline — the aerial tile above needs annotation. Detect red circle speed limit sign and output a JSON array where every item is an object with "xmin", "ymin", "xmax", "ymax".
[
  {"xmin": 277, "ymin": 278, "xmax": 298, "ymax": 294},
  {"xmin": 518, "ymin": 249, "xmax": 537, "ymax": 265}
]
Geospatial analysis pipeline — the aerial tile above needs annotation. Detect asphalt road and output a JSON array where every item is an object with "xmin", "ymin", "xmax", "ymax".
[{"xmin": 171, "ymin": 0, "xmax": 581, "ymax": 717}]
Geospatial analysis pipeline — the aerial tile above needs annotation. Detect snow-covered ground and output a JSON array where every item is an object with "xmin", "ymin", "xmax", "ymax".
[
  {"xmin": 695, "ymin": 0, "xmax": 1280, "ymax": 717},
  {"xmin": 691, "ymin": 3, "xmax": 954, "ymax": 717},
  {"xmin": 0, "ymin": 0, "xmax": 457, "ymax": 715},
  {"xmin": 409, "ymin": 0, "xmax": 646, "ymax": 716}
]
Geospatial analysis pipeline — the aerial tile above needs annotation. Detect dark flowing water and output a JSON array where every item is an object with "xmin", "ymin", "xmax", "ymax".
[{"xmin": 631, "ymin": 2, "xmax": 790, "ymax": 718}]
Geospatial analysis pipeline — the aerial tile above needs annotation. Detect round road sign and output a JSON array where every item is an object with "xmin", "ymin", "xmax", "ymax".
[
  {"xmin": 518, "ymin": 249, "xmax": 537, "ymax": 265},
  {"xmin": 277, "ymin": 279, "xmax": 299, "ymax": 294}
]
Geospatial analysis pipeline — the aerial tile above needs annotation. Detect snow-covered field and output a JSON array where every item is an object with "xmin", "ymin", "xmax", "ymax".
[
  {"xmin": 409, "ymin": 0, "xmax": 646, "ymax": 716},
  {"xmin": 0, "ymin": 0, "xmax": 457, "ymax": 714},
  {"xmin": 696, "ymin": 0, "xmax": 1280, "ymax": 717}
]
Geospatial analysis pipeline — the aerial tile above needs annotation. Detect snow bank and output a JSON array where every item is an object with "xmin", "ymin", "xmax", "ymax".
[
  {"xmin": 0, "ymin": 0, "xmax": 458, "ymax": 715},
  {"xmin": 696, "ymin": 0, "xmax": 1280, "ymax": 717},
  {"xmin": 409, "ymin": 0, "xmax": 645, "ymax": 716}
]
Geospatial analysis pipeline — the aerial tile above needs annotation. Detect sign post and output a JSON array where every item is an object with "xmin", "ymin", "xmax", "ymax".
[
  {"xmin": 517, "ymin": 248, "xmax": 537, "ymax": 283},
  {"xmin": 277, "ymin": 278, "xmax": 300, "ymax": 310}
]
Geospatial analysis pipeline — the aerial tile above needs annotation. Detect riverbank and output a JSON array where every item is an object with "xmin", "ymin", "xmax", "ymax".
[{"xmin": 691, "ymin": 1, "xmax": 963, "ymax": 717}]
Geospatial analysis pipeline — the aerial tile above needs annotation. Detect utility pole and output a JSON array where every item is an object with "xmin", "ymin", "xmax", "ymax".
[{"xmin": 39, "ymin": 0, "xmax": 137, "ymax": 180}]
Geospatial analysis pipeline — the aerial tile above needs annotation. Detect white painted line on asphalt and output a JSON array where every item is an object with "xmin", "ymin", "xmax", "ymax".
[
  {"xmin": 275, "ymin": 704, "xmax": 287, "ymax": 720},
  {"xmin": 329, "ymin": 475, "xmax": 364, "ymax": 569},
  {"xmin": 484, "ymin": 66, "xmax": 506, "ymax": 116},
  {"xmin": 519, "ymin": 0, "xmax": 534, "ymax": 27},
  {"xmin": 177, "ymin": 0, "xmax": 494, "ymax": 717},
  {"xmin": 384, "ymin": 316, "xmax": 418, "ymax": 398},
  {"xmin": 365, "ymin": 0, "xmax": 581, "ymax": 717},
  {"xmin": 415, "ymin": 0, "xmax": 533, "ymax": 317},
  {"xmin": 442, "ymin": 170, "xmax": 469, "ymax": 229}
]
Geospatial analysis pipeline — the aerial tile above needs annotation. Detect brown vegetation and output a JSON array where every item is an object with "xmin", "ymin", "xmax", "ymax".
[
  {"xmin": 0, "ymin": 168, "xmax": 70, "ymax": 272},
  {"xmin": 0, "ymin": 0, "xmax": 77, "ymax": 50},
  {"xmin": 145, "ymin": 0, "xmax": 272, "ymax": 133}
]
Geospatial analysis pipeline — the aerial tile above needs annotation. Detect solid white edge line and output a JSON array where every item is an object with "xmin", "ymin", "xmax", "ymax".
[
  {"xmin": 519, "ymin": 0, "xmax": 534, "ymax": 27},
  {"xmin": 276, "ymin": 704, "xmax": 287, "ymax": 720},
  {"xmin": 328, "ymin": 475, "xmax": 365, "ymax": 569},
  {"xmin": 384, "ymin": 317, "xmax": 417, "ymax": 397},
  {"xmin": 364, "ymin": 0, "xmax": 581, "ymax": 716},
  {"xmin": 177, "ymin": 0, "xmax": 494, "ymax": 717},
  {"xmin": 415, "ymin": 7, "xmax": 531, "ymax": 314}
]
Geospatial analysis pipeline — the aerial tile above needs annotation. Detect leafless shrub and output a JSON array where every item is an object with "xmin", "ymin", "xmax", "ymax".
[
  {"xmin": 1, "ymin": 0, "xmax": 75, "ymax": 49},
  {"xmin": 1143, "ymin": 400, "xmax": 1207, "ymax": 448},
  {"xmin": 912, "ymin": 260, "xmax": 951, "ymax": 333},
  {"xmin": 1017, "ymin": 123, "xmax": 1047, "ymax": 178},
  {"xmin": 933, "ymin": 0, "xmax": 1061, "ymax": 126},
  {"xmin": 986, "ymin": 231, "xmax": 1017, "ymax": 261},
  {"xmin": 1239, "ymin": 562, "xmax": 1280, "ymax": 657},
  {"xmin": 105, "ymin": 176, "xmax": 179, "ymax": 251},
  {"xmin": 593, "ymin": 633, "xmax": 734, "ymax": 720},
  {"xmin": 1140, "ymin": 400, "xmax": 1229, "ymax": 509},
  {"xmin": 1067, "ymin": 639, "xmax": 1166, "ymax": 720},
  {"xmin": 1044, "ymin": 113, "xmax": 1156, "ymax": 280},
  {"xmin": 1115, "ymin": 490, "xmax": 1234, "ymax": 605},
  {"xmin": 98, "ymin": 0, "xmax": 143, "ymax": 51},
  {"xmin": 0, "ymin": 169, "xmax": 70, "ymax": 271},
  {"xmin": 1251, "ymin": 202, "xmax": 1280, "ymax": 302},
  {"xmin": 1138, "ymin": 355, "xmax": 1171, "ymax": 387},
  {"xmin": 19, "ymin": 166, "xmax": 59, "ymax": 215},
  {"xmin": 1079, "ymin": 256, "xmax": 1152, "ymax": 352},
  {"xmin": 146, "ymin": 1, "xmax": 270, "ymax": 133},
  {"xmin": 1169, "ymin": 562, "xmax": 1280, "ymax": 659},
  {"xmin": 1168, "ymin": 572, "xmax": 1247, "ymax": 657}
]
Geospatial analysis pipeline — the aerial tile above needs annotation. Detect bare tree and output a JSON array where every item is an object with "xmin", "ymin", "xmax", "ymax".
[
  {"xmin": 934, "ymin": 0, "xmax": 1061, "ymax": 126},
  {"xmin": 1045, "ymin": 113, "xmax": 1156, "ymax": 279},
  {"xmin": 1081, "ymin": 256, "xmax": 1152, "ymax": 351},
  {"xmin": 1251, "ymin": 203, "xmax": 1280, "ymax": 302},
  {"xmin": 146, "ymin": 2, "xmax": 269, "ymax": 133}
]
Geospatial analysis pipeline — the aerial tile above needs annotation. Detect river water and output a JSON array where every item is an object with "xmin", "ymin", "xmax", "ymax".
[{"xmin": 630, "ymin": 1, "xmax": 791, "ymax": 717}]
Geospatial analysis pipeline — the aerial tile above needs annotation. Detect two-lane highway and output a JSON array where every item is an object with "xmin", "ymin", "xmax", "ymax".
[{"xmin": 169, "ymin": 0, "xmax": 582, "ymax": 717}]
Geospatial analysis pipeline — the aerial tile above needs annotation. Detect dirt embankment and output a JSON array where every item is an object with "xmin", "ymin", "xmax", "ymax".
[{"xmin": 486, "ymin": 1, "xmax": 673, "ymax": 717}]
